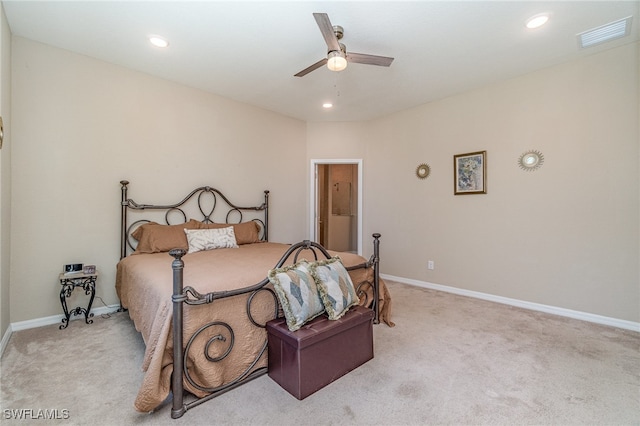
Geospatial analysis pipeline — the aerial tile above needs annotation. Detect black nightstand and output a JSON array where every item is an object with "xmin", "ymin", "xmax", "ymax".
[{"xmin": 58, "ymin": 272, "xmax": 97, "ymax": 330}]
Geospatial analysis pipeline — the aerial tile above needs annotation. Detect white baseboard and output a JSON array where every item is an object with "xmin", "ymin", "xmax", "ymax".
[
  {"xmin": 382, "ymin": 274, "xmax": 640, "ymax": 333},
  {"xmin": 0, "ymin": 304, "xmax": 121, "ymax": 358},
  {"xmin": 10, "ymin": 304, "xmax": 121, "ymax": 332}
]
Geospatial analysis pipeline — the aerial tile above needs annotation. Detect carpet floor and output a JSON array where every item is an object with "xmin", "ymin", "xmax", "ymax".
[{"xmin": 1, "ymin": 280, "xmax": 638, "ymax": 425}]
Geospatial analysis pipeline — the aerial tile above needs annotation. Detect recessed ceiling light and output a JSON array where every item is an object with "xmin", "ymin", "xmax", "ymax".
[
  {"xmin": 149, "ymin": 35, "xmax": 169, "ymax": 48},
  {"xmin": 526, "ymin": 13, "xmax": 550, "ymax": 29},
  {"xmin": 322, "ymin": 103, "xmax": 333, "ymax": 109},
  {"xmin": 578, "ymin": 16, "xmax": 632, "ymax": 48}
]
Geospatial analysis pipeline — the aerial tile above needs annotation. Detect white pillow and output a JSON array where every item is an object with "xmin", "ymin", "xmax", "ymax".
[{"xmin": 184, "ymin": 227, "xmax": 238, "ymax": 253}]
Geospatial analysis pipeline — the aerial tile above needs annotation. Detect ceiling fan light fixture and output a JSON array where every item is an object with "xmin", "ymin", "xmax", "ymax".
[
  {"xmin": 327, "ymin": 51, "xmax": 347, "ymax": 72},
  {"xmin": 294, "ymin": 13, "xmax": 393, "ymax": 77}
]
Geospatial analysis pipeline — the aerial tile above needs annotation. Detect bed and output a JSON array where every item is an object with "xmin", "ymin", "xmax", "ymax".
[{"xmin": 115, "ymin": 180, "xmax": 393, "ymax": 418}]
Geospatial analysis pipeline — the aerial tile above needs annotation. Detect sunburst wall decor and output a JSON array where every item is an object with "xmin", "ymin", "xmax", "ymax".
[
  {"xmin": 416, "ymin": 163, "xmax": 431, "ymax": 179},
  {"xmin": 518, "ymin": 150, "xmax": 544, "ymax": 171}
]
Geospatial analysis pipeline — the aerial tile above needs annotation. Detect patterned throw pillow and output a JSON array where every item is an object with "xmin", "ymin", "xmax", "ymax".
[
  {"xmin": 194, "ymin": 221, "xmax": 261, "ymax": 245},
  {"xmin": 310, "ymin": 257, "xmax": 359, "ymax": 320},
  {"xmin": 184, "ymin": 227, "xmax": 239, "ymax": 253},
  {"xmin": 268, "ymin": 260, "xmax": 325, "ymax": 331}
]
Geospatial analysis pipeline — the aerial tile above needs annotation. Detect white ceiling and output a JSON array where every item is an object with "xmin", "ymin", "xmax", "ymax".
[{"xmin": 3, "ymin": 1, "xmax": 639, "ymax": 122}]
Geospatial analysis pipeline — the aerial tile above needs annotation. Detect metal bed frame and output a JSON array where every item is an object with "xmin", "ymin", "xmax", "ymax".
[{"xmin": 119, "ymin": 180, "xmax": 381, "ymax": 419}]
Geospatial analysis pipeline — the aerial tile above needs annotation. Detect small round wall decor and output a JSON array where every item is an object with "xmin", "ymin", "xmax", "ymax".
[
  {"xmin": 416, "ymin": 163, "xmax": 431, "ymax": 179},
  {"xmin": 518, "ymin": 150, "xmax": 544, "ymax": 171}
]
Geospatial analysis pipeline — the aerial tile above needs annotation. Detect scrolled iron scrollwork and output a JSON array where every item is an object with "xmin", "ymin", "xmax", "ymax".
[
  {"xmin": 120, "ymin": 181, "xmax": 269, "ymax": 259},
  {"xmin": 225, "ymin": 208, "xmax": 243, "ymax": 224},
  {"xmin": 165, "ymin": 208, "xmax": 187, "ymax": 225},
  {"xmin": 185, "ymin": 321, "xmax": 235, "ymax": 365},
  {"xmin": 355, "ymin": 280, "xmax": 373, "ymax": 306},
  {"xmin": 182, "ymin": 319, "xmax": 268, "ymax": 394},
  {"xmin": 196, "ymin": 189, "xmax": 217, "ymax": 222},
  {"xmin": 182, "ymin": 286, "xmax": 216, "ymax": 305},
  {"xmin": 81, "ymin": 281, "xmax": 94, "ymax": 296},
  {"xmin": 246, "ymin": 287, "xmax": 279, "ymax": 328},
  {"xmin": 67, "ymin": 307, "xmax": 93, "ymax": 324},
  {"xmin": 62, "ymin": 283, "xmax": 75, "ymax": 298},
  {"xmin": 178, "ymin": 280, "xmax": 279, "ymax": 395}
]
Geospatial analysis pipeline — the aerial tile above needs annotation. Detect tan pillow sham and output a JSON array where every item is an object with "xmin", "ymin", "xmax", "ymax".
[{"xmin": 131, "ymin": 219, "xmax": 200, "ymax": 254}]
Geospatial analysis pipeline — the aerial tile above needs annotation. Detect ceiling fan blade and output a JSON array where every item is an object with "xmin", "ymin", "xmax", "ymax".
[
  {"xmin": 313, "ymin": 13, "xmax": 340, "ymax": 52},
  {"xmin": 347, "ymin": 52, "xmax": 394, "ymax": 67},
  {"xmin": 294, "ymin": 58, "xmax": 328, "ymax": 77}
]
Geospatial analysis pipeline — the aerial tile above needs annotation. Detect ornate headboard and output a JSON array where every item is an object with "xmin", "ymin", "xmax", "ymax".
[{"xmin": 120, "ymin": 180, "xmax": 269, "ymax": 258}]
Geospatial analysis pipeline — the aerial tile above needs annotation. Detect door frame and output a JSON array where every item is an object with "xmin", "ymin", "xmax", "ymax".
[{"xmin": 309, "ymin": 159, "xmax": 363, "ymax": 256}]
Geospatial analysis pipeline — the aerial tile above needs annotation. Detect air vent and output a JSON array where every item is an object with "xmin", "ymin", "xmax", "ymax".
[{"xmin": 578, "ymin": 16, "xmax": 632, "ymax": 48}]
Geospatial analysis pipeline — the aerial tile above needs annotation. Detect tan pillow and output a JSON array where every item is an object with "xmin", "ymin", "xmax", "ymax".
[
  {"xmin": 195, "ymin": 221, "xmax": 261, "ymax": 245},
  {"xmin": 132, "ymin": 219, "xmax": 200, "ymax": 254}
]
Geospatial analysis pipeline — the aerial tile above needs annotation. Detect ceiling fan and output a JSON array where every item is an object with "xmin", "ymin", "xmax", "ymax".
[{"xmin": 294, "ymin": 13, "xmax": 394, "ymax": 77}]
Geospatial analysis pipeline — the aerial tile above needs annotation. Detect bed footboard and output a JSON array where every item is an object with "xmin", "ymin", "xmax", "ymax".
[{"xmin": 168, "ymin": 235, "xmax": 381, "ymax": 419}]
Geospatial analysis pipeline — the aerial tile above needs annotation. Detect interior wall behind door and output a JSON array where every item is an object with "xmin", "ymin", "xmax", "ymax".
[{"xmin": 317, "ymin": 163, "xmax": 358, "ymax": 253}]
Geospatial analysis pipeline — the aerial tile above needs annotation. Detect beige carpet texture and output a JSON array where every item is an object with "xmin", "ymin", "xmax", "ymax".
[{"xmin": 1, "ymin": 281, "xmax": 638, "ymax": 425}]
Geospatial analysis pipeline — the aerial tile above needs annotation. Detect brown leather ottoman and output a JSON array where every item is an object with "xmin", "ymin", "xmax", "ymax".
[{"xmin": 266, "ymin": 305, "xmax": 374, "ymax": 400}]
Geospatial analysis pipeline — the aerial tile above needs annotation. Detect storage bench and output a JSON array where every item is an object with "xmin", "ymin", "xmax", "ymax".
[{"xmin": 266, "ymin": 305, "xmax": 374, "ymax": 400}]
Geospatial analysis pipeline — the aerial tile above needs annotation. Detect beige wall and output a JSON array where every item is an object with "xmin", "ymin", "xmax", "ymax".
[
  {"xmin": 10, "ymin": 37, "xmax": 307, "ymax": 323},
  {"xmin": 0, "ymin": 4, "xmax": 11, "ymax": 337},
  {"xmin": 309, "ymin": 42, "xmax": 639, "ymax": 322},
  {"xmin": 7, "ymin": 36, "xmax": 639, "ymax": 326}
]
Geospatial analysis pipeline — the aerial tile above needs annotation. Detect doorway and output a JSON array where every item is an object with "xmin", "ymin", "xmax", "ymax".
[{"xmin": 310, "ymin": 159, "xmax": 363, "ymax": 255}]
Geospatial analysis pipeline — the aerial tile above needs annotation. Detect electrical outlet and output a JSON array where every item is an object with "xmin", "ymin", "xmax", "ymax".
[{"xmin": 428, "ymin": 260, "xmax": 434, "ymax": 270}]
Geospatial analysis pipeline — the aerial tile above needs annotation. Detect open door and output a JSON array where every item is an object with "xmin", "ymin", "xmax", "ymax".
[{"xmin": 310, "ymin": 159, "xmax": 363, "ymax": 255}]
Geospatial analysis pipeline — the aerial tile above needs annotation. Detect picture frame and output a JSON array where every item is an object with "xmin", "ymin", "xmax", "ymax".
[
  {"xmin": 454, "ymin": 151, "xmax": 486, "ymax": 195},
  {"xmin": 83, "ymin": 265, "xmax": 96, "ymax": 275}
]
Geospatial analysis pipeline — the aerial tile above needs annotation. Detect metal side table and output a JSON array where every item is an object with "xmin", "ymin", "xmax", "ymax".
[{"xmin": 58, "ymin": 272, "xmax": 97, "ymax": 329}]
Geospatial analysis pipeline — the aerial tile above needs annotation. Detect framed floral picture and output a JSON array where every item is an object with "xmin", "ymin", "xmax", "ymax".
[{"xmin": 454, "ymin": 151, "xmax": 486, "ymax": 195}]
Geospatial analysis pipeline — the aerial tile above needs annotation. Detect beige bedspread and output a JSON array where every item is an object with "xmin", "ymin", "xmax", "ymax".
[{"xmin": 116, "ymin": 242, "xmax": 393, "ymax": 412}]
